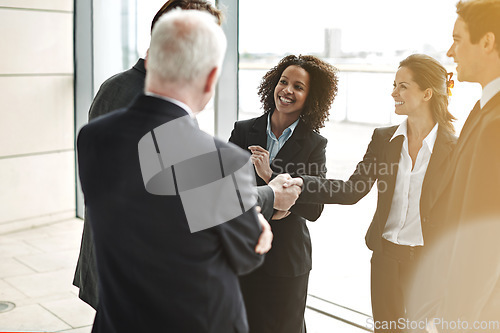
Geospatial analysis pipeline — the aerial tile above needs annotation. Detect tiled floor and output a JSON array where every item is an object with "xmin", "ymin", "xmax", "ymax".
[
  {"xmin": 0, "ymin": 121, "xmax": 375, "ymax": 332},
  {"xmin": 0, "ymin": 218, "xmax": 368, "ymax": 333},
  {"xmin": 0, "ymin": 219, "xmax": 95, "ymax": 333}
]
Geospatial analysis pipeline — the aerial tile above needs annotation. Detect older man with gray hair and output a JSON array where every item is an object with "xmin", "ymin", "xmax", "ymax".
[{"xmin": 77, "ymin": 10, "xmax": 273, "ymax": 332}]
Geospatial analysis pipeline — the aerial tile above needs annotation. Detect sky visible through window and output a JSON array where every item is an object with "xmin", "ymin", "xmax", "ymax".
[
  {"xmin": 239, "ymin": 0, "xmax": 458, "ymax": 63},
  {"xmin": 237, "ymin": 0, "xmax": 481, "ymax": 128}
]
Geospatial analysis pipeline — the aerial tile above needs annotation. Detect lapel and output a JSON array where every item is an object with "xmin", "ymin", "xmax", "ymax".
[
  {"xmin": 247, "ymin": 113, "xmax": 305, "ymax": 169},
  {"xmin": 453, "ymin": 100, "xmax": 481, "ymax": 159},
  {"xmin": 246, "ymin": 113, "xmax": 268, "ymax": 149},
  {"xmin": 379, "ymin": 131, "xmax": 404, "ymax": 219},
  {"xmin": 445, "ymin": 93, "xmax": 500, "ymax": 188},
  {"xmin": 449, "ymin": 92, "xmax": 500, "ymax": 160},
  {"xmin": 420, "ymin": 128, "xmax": 457, "ymax": 216}
]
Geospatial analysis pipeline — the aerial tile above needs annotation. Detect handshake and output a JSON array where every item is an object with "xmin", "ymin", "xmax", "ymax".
[{"xmin": 268, "ymin": 174, "xmax": 304, "ymax": 220}]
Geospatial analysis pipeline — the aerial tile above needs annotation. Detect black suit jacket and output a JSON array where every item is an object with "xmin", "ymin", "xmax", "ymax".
[
  {"xmin": 256, "ymin": 186, "xmax": 274, "ymax": 220},
  {"xmin": 78, "ymin": 95, "xmax": 264, "ymax": 333},
  {"xmin": 229, "ymin": 113, "xmax": 326, "ymax": 276},
  {"xmin": 433, "ymin": 93, "xmax": 500, "ymax": 323},
  {"xmin": 89, "ymin": 58, "xmax": 146, "ymax": 120},
  {"xmin": 74, "ymin": 59, "xmax": 276, "ymax": 309},
  {"xmin": 300, "ymin": 125, "xmax": 457, "ymax": 253},
  {"xmin": 73, "ymin": 58, "xmax": 146, "ymax": 309}
]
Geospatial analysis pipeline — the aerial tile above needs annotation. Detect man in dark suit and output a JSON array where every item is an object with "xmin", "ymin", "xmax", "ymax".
[
  {"xmin": 422, "ymin": 1, "xmax": 500, "ymax": 330},
  {"xmin": 73, "ymin": 0, "xmax": 301, "ymax": 310},
  {"xmin": 77, "ymin": 10, "xmax": 272, "ymax": 332},
  {"xmin": 73, "ymin": 0, "xmax": 223, "ymax": 310}
]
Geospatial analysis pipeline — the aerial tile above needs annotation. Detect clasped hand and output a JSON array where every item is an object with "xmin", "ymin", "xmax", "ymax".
[{"xmin": 267, "ymin": 174, "xmax": 303, "ymax": 220}]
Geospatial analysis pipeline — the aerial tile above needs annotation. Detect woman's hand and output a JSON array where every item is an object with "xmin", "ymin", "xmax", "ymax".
[{"xmin": 248, "ymin": 145, "xmax": 273, "ymax": 183}]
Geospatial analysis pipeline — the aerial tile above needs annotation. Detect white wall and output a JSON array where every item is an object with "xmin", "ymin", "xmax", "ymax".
[{"xmin": 0, "ymin": 1, "xmax": 76, "ymax": 233}]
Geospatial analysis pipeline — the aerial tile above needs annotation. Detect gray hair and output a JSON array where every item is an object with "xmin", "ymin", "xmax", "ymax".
[{"xmin": 147, "ymin": 9, "xmax": 226, "ymax": 84}]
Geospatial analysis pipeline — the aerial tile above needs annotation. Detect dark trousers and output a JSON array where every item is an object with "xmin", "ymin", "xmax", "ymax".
[
  {"xmin": 239, "ymin": 266, "xmax": 309, "ymax": 333},
  {"xmin": 370, "ymin": 239, "xmax": 424, "ymax": 333}
]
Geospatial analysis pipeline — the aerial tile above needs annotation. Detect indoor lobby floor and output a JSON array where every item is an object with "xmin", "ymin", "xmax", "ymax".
[
  {"xmin": 0, "ymin": 218, "xmax": 367, "ymax": 333},
  {"xmin": 0, "ymin": 219, "xmax": 95, "ymax": 332},
  {"xmin": 0, "ymin": 121, "xmax": 375, "ymax": 333}
]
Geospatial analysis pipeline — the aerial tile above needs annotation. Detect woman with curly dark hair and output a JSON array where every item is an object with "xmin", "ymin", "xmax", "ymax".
[{"xmin": 229, "ymin": 54, "xmax": 338, "ymax": 333}]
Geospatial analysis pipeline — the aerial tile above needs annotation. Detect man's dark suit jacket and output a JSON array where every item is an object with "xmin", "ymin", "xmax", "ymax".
[
  {"xmin": 229, "ymin": 113, "xmax": 326, "ymax": 276},
  {"xmin": 89, "ymin": 58, "xmax": 146, "ymax": 120},
  {"xmin": 73, "ymin": 59, "xmax": 147, "ymax": 309},
  {"xmin": 77, "ymin": 95, "xmax": 264, "ymax": 333},
  {"xmin": 299, "ymin": 125, "xmax": 457, "ymax": 253},
  {"xmin": 74, "ymin": 59, "xmax": 275, "ymax": 310},
  {"xmin": 432, "ymin": 92, "xmax": 500, "ymax": 323}
]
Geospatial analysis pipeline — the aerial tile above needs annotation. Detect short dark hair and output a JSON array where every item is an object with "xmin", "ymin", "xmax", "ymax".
[
  {"xmin": 258, "ymin": 55, "xmax": 338, "ymax": 132},
  {"xmin": 151, "ymin": 0, "xmax": 223, "ymax": 32},
  {"xmin": 457, "ymin": 0, "xmax": 500, "ymax": 54}
]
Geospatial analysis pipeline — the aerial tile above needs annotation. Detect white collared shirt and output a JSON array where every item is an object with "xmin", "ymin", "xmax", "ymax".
[
  {"xmin": 382, "ymin": 120, "xmax": 439, "ymax": 246},
  {"xmin": 481, "ymin": 77, "xmax": 500, "ymax": 109},
  {"xmin": 145, "ymin": 91, "xmax": 196, "ymax": 119}
]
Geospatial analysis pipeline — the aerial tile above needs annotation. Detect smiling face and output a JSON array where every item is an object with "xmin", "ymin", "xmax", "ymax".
[
  {"xmin": 447, "ymin": 17, "xmax": 484, "ymax": 83},
  {"xmin": 392, "ymin": 66, "xmax": 429, "ymax": 117},
  {"xmin": 273, "ymin": 65, "xmax": 310, "ymax": 118}
]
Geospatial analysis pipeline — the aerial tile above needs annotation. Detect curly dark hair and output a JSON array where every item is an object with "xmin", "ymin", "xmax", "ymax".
[{"xmin": 258, "ymin": 55, "xmax": 338, "ymax": 132}]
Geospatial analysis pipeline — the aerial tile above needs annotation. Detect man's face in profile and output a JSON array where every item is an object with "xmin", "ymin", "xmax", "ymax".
[{"xmin": 447, "ymin": 17, "xmax": 483, "ymax": 83}]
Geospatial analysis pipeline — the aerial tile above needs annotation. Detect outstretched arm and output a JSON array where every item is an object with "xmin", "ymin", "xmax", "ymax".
[{"xmin": 287, "ymin": 129, "xmax": 381, "ymax": 205}]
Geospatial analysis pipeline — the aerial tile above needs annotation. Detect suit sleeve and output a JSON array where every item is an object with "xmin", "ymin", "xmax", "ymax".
[
  {"xmin": 213, "ymin": 141, "xmax": 265, "ymax": 276},
  {"xmin": 299, "ymin": 129, "xmax": 380, "ymax": 205},
  {"xmin": 288, "ymin": 136, "xmax": 327, "ymax": 221},
  {"xmin": 216, "ymin": 204, "xmax": 264, "ymax": 276},
  {"xmin": 257, "ymin": 185, "xmax": 275, "ymax": 220}
]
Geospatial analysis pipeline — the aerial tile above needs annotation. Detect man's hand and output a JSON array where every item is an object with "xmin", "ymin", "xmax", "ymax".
[
  {"xmin": 283, "ymin": 177, "xmax": 304, "ymax": 189},
  {"xmin": 268, "ymin": 174, "xmax": 302, "ymax": 211},
  {"xmin": 272, "ymin": 210, "xmax": 291, "ymax": 220},
  {"xmin": 255, "ymin": 208, "xmax": 273, "ymax": 254}
]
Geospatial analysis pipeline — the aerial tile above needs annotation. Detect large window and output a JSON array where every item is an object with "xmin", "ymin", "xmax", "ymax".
[
  {"xmin": 238, "ymin": 0, "xmax": 480, "ymax": 128},
  {"xmin": 238, "ymin": 0, "xmax": 481, "ymax": 323},
  {"xmin": 91, "ymin": 0, "xmax": 218, "ymax": 135},
  {"xmin": 77, "ymin": 0, "xmax": 482, "ymax": 327}
]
